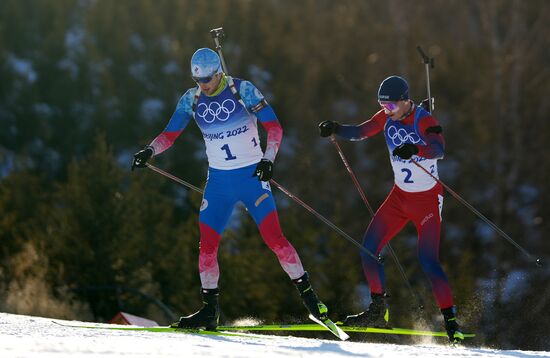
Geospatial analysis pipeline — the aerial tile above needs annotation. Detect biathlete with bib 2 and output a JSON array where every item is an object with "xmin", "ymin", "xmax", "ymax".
[{"xmin": 318, "ymin": 75, "xmax": 464, "ymax": 343}]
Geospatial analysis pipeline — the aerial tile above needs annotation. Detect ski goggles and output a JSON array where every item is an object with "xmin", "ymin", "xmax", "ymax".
[
  {"xmin": 378, "ymin": 101, "xmax": 400, "ymax": 113},
  {"xmin": 192, "ymin": 75, "xmax": 215, "ymax": 84}
]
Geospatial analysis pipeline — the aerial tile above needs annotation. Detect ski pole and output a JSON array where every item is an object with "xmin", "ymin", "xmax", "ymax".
[
  {"xmin": 416, "ymin": 46, "xmax": 434, "ymax": 113},
  {"xmin": 329, "ymin": 136, "xmax": 375, "ymax": 216},
  {"xmin": 145, "ymin": 163, "xmax": 381, "ymax": 264},
  {"xmin": 146, "ymin": 163, "xmax": 204, "ymax": 194},
  {"xmin": 411, "ymin": 160, "xmax": 542, "ymax": 267},
  {"xmin": 415, "ymin": 47, "xmax": 541, "ymax": 267},
  {"xmin": 269, "ymin": 179, "xmax": 382, "ymax": 264},
  {"xmin": 210, "ymin": 27, "xmax": 229, "ymax": 74},
  {"xmin": 329, "ymin": 136, "xmax": 425, "ymax": 310}
]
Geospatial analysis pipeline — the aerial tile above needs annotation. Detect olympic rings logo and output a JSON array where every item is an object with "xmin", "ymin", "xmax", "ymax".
[
  {"xmin": 387, "ymin": 125, "xmax": 422, "ymax": 146},
  {"xmin": 196, "ymin": 99, "xmax": 236, "ymax": 123}
]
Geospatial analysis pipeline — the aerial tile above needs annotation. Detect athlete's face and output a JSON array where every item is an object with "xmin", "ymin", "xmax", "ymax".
[
  {"xmin": 380, "ymin": 100, "xmax": 411, "ymax": 121},
  {"xmin": 196, "ymin": 73, "xmax": 222, "ymax": 95}
]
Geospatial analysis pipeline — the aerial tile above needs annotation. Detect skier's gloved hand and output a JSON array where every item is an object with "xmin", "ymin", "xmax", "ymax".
[
  {"xmin": 253, "ymin": 159, "xmax": 273, "ymax": 181},
  {"xmin": 392, "ymin": 143, "xmax": 419, "ymax": 160},
  {"xmin": 318, "ymin": 120, "xmax": 340, "ymax": 137},
  {"xmin": 420, "ymin": 98, "xmax": 433, "ymax": 113},
  {"xmin": 131, "ymin": 146, "xmax": 153, "ymax": 171}
]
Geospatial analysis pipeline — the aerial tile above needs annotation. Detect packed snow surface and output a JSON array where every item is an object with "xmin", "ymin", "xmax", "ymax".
[{"xmin": 0, "ymin": 312, "xmax": 548, "ymax": 357}]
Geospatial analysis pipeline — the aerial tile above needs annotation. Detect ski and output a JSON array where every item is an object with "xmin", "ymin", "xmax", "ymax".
[
  {"xmin": 51, "ymin": 321, "xmax": 257, "ymax": 338},
  {"xmin": 308, "ymin": 314, "xmax": 350, "ymax": 341},
  {"xmin": 53, "ymin": 320, "xmax": 474, "ymax": 340},
  {"xmin": 216, "ymin": 322, "xmax": 475, "ymax": 339},
  {"xmin": 338, "ymin": 324, "xmax": 475, "ymax": 338}
]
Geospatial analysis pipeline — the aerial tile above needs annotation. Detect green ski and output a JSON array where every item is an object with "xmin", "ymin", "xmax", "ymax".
[
  {"xmin": 216, "ymin": 323, "xmax": 475, "ymax": 339},
  {"xmin": 52, "ymin": 321, "xmax": 258, "ymax": 338},
  {"xmin": 53, "ymin": 320, "xmax": 475, "ymax": 340},
  {"xmin": 308, "ymin": 314, "xmax": 350, "ymax": 341}
]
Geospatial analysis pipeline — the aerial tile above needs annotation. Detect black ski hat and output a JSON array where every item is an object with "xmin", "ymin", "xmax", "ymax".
[{"xmin": 378, "ymin": 76, "xmax": 409, "ymax": 101}]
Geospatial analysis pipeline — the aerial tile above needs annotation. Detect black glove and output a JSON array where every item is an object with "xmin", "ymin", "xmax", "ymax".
[
  {"xmin": 131, "ymin": 147, "xmax": 153, "ymax": 171},
  {"xmin": 253, "ymin": 159, "xmax": 273, "ymax": 181},
  {"xmin": 318, "ymin": 120, "xmax": 340, "ymax": 137},
  {"xmin": 420, "ymin": 98, "xmax": 433, "ymax": 113},
  {"xmin": 392, "ymin": 143, "xmax": 419, "ymax": 160}
]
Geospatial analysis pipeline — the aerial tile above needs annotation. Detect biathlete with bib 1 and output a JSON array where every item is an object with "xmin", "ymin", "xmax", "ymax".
[{"xmin": 132, "ymin": 48, "xmax": 330, "ymax": 330}]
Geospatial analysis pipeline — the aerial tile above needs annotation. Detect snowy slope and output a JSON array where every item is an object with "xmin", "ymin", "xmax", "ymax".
[{"xmin": 0, "ymin": 312, "xmax": 548, "ymax": 358}]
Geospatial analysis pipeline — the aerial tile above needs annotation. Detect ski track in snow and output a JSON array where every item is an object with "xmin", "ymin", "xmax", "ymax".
[{"xmin": 0, "ymin": 313, "xmax": 548, "ymax": 358}]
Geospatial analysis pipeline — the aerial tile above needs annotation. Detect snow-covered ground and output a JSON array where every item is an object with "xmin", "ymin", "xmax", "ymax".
[{"xmin": 0, "ymin": 312, "xmax": 548, "ymax": 358}]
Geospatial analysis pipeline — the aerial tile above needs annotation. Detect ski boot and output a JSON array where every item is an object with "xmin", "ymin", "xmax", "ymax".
[
  {"xmin": 171, "ymin": 288, "xmax": 220, "ymax": 330},
  {"xmin": 293, "ymin": 272, "xmax": 329, "ymax": 320},
  {"xmin": 441, "ymin": 306, "xmax": 464, "ymax": 344},
  {"xmin": 342, "ymin": 292, "xmax": 389, "ymax": 327}
]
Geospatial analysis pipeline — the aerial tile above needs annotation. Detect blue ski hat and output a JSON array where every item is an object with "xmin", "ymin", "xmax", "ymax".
[
  {"xmin": 378, "ymin": 76, "xmax": 409, "ymax": 101},
  {"xmin": 190, "ymin": 48, "xmax": 222, "ymax": 79}
]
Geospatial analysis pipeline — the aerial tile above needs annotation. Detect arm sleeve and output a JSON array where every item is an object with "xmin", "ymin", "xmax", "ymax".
[
  {"xmin": 336, "ymin": 110, "xmax": 387, "ymax": 141},
  {"xmin": 416, "ymin": 115, "xmax": 445, "ymax": 159},
  {"xmin": 260, "ymin": 120, "xmax": 283, "ymax": 162},
  {"xmin": 239, "ymin": 80, "xmax": 277, "ymax": 122},
  {"xmin": 149, "ymin": 89, "xmax": 195, "ymax": 156},
  {"xmin": 239, "ymin": 80, "xmax": 282, "ymax": 161}
]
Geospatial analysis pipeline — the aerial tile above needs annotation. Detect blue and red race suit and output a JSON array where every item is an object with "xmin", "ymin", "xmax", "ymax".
[
  {"xmin": 148, "ymin": 76, "xmax": 304, "ymax": 288},
  {"xmin": 336, "ymin": 105, "xmax": 454, "ymax": 309}
]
